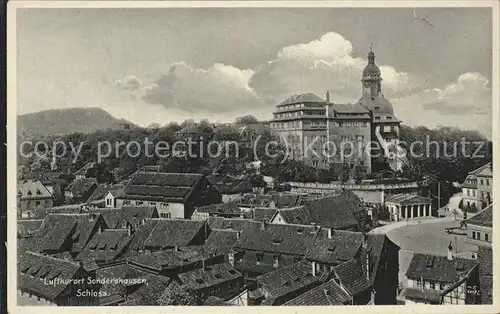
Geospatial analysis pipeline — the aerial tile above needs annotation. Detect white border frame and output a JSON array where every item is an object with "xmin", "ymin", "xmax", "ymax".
[{"xmin": 7, "ymin": 1, "xmax": 500, "ymax": 313}]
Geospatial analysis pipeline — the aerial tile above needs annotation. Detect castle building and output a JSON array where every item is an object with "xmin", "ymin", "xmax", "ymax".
[{"xmin": 270, "ymin": 49, "xmax": 403, "ymax": 175}]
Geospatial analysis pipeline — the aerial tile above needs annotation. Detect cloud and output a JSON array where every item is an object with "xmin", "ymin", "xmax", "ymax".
[
  {"xmin": 115, "ymin": 76, "xmax": 142, "ymax": 91},
  {"xmin": 393, "ymin": 72, "xmax": 492, "ymax": 138},
  {"xmin": 249, "ymin": 32, "xmax": 416, "ymax": 103},
  {"xmin": 141, "ymin": 62, "xmax": 267, "ymax": 121},
  {"xmin": 113, "ymin": 32, "xmax": 491, "ymax": 136}
]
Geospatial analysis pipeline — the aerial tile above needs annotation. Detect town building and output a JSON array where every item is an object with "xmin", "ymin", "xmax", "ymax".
[
  {"xmin": 65, "ymin": 178, "xmax": 98, "ymax": 203},
  {"xmin": 86, "ymin": 183, "xmax": 125, "ymax": 208},
  {"xmin": 191, "ymin": 203, "xmax": 245, "ymax": 220},
  {"xmin": 126, "ymin": 218, "xmax": 210, "ymax": 254},
  {"xmin": 206, "ymin": 174, "xmax": 253, "ymax": 203},
  {"xmin": 90, "ymin": 206, "xmax": 159, "ymax": 231},
  {"xmin": 114, "ymin": 172, "xmax": 222, "ymax": 219},
  {"xmin": 18, "ymin": 252, "xmax": 100, "ymax": 306},
  {"xmin": 17, "ymin": 179, "xmax": 54, "ymax": 218},
  {"xmin": 461, "ymin": 162, "xmax": 492, "ymax": 210},
  {"xmin": 76, "ymin": 227, "xmax": 135, "ymax": 265},
  {"xmin": 249, "ymin": 261, "xmax": 324, "ymax": 305},
  {"xmin": 269, "ymin": 49, "xmax": 404, "ymax": 175},
  {"xmin": 270, "ymin": 192, "xmax": 362, "ymax": 231},
  {"xmin": 403, "ymin": 247, "xmax": 480, "ymax": 304},
  {"xmin": 178, "ymin": 262, "xmax": 245, "ymax": 304},
  {"xmin": 466, "ymin": 204, "xmax": 492, "ymax": 253},
  {"xmin": 384, "ymin": 194, "xmax": 432, "ymax": 221}
]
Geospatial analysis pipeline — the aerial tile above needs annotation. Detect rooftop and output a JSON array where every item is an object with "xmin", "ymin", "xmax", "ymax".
[
  {"xmin": 178, "ymin": 262, "xmax": 242, "ymax": 290},
  {"xmin": 120, "ymin": 172, "xmax": 204, "ymax": 203},
  {"xmin": 278, "ymin": 93, "xmax": 326, "ymax": 107},
  {"xmin": 406, "ymin": 253, "xmax": 478, "ymax": 283},
  {"xmin": 467, "ymin": 204, "xmax": 492, "ymax": 228},
  {"xmin": 17, "ymin": 179, "xmax": 53, "ymax": 199},
  {"xmin": 76, "ymin": 229, "xmax": 134, "ymax": 263},
  {"xmin": 284, "ymin": 279, "xmax": 351, "ymax": 305},
  {"xmin": 385, "ymin": 193, "xmax": 432, "ymax": 205}
]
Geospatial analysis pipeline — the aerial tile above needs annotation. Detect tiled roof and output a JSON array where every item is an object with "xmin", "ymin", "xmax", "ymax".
[
  {"xmin": 478, "ymin": 246, "xmax": 493, "ymax": 304},
  {"xmin": 127, "ymin": 247, "xmax": 211, "ymax": 271},
  {"xmin": 357, "ymin": 95, "xmax": 398, "ymax": 120},
  {"xmin": 18, "ymin": 252, "xmax": 81, "ymax": 300},
  {"xmin": 178, "ymin": 262, "xmax": 242, "ymax": 290},
  {"xmin": 329, "ymin": 103, "xmax": 370, "ymax": 114},
  {"xmin": 406, "ymin": 253, "xmax": 478, "ymax": 283},
  {"xmin": 257, "ymin": 261, "xmax": 320, "ymax": 301},
  {"xmin": 127, "ymin": 219, "xmax": 208, "ymax": 252},
  {"xmin": 469, "ymin": 162, "xmax": 492, "ymax": 176},
  {"xmin": 195, "ymin": 203, "xmax": 241, "ymax": 215},
  {"xmin": 366, "ymin": 234, "xmax": 395, "ymax": 286},
  {"xmin": 332, "ymin": 258, "xmax": 371, "ymax": 296},
  {"xmin": 306, "ymin": 229, "xmax": 364, "ymax": 264},
  {"xmin": 203, "ymin": 230, "xmax": 239, "ymax": 255},
  {"xmin": 467, "ymin": 204, "xmax": 492, "ymax": 227},
  {"xmin": 97, "ymin": 263, "xmax": 147, "ymax": 296},
  {"xmin": 67, "ymin": 178, "xmax": 98, "ymax": 198},
  {"xmin": 76, "ymin": 229, "xmax": 133, "ymax": 263},
  {"xmin": 120, "ymin": 274, "xmax": 171, "ymax": 305},
  {"xmin": 275, "ymin": 206, "xmax": 310, "ymax": 225},
  {"xmin": 402, "ymin": 287, "xmax": 442, "ymax": 303},
  {"xmin": 31, "ymin": 214, "xmax": 79, "ymax": 252},
  {"xmin": 17, "ymin": 179, "xmax": 53, "ymax": 199},
  {"xmin": 235, "ymin": 250, "xmax": 299, "ymax": 274},
  {"xmin": 17, "ymin": 219, "xmax": 44, "ymax": 238},
  {"xmin": 206, "ymin": 175, "xmax": 253, "ymax": 194},
  {"xmin": 384, "ymin": 193, "xmax": 432, "ymax": 205},
  {"xmin": 297, "ymin": 192, "xmax": 360, "ymax": 229},
  {"xmin": 278, "ymin": 93, "xmax": 326, "ymax": 106},
  {"xmin": 253, "ymin": 208, "xmax": 278, "ymax": 222},
  {"xmin": 207, "ymin": 217, "xmax": 260, "ymax": 232},
  {"xmin": 90, "ymin": 206, "xmax": 158, "ymax": 229},
  {"xmin": 234, "ymin": 223, "xmax": 319, "ymax": 256},
  {"xmin": 74, "ymin": 162, "xmax": 96, "ymax": 175},
  {"xmin": 86, "ymin": 183, "xmax": 125, "ymax": 203},
  {"xmin": 120, "ymin": 172, "xmax": 204, "ymax": 203},
  {"xmin": 284, "ymin": 279, "xmax": 351, "ymax": 305}
]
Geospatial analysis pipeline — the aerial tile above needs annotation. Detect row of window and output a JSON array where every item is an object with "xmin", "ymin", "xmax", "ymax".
[
  {"xmin": 121, "ymin": 200, "xmax": 169, "ymax": 208},
  {"xmin": 479, "ymin": 178, "xmax": 491, "ymax": 186},
  {"xmin": 416, "ymin": 279, "xmax": 446, "ymax": 291},
  {"xmin": 471, "ymin": 231, "xmax": 490, "ymax": 242},
  {"xmin": 278, "ymin": 103, "xmax": 325, "ymax": 111},
  {"xmin": 338, "ymin": 121, "xmax": 369, "ymax": 127}
]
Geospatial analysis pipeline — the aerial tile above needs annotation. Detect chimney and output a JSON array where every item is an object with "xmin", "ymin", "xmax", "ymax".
[
  {"xmin": 261, "ymin": 220, "xmax": 267, "ymax": 231},
  {"xmin": 202, "ymin": 259, "xmax": 206, "ymax": 271},
  {"xmin": 174, "ymin": 246, "xmax": 178, "ymax": 252},
  {"xmin": 328, "ymin": 228, "xmax": 333, "ymax": 239},
  {"xmin": 236, "ymin": 231, "xmax": 241, "ymax": 239},
  {"xmin": 98, "ymin": 226, "xmax": 103, "ymax": 234},
  {"xmin": 312, "ymin": 261, "xmax": 316, "ymax": 277},
  {"xmin": 128, "ymin": 224, "xmax": 132, "ymax": 236},
  {"xmin": 229, "ymin": 252, "xmax": 235, "ymax": 266},
  {"xmin": 447, "ymin": 241, "xmax": 453, "ymax": 260},
  {"xmin": 326, "ymin": 90, "xmax": 330, "ymax": 103}
]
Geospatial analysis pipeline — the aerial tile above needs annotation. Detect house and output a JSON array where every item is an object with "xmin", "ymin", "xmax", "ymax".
[
  {"xmin": 284, "ymin": 279, "xmax": 351, "ymax": 305},
  {"xmin": 17, "ymin": 219, "xmax": 44, "ymax": 239},
  {"xmin": 103, "ymin": 187, "xmax": 125, "ymax": 208},
  {"xmin": 249, "ymin": 261, "xmax": 323, "ymax": 305},
  {"xmin": 178, "ymin": 262, "xmax": 245, "ymax": 304},
  {"xmin": 127, "ymin": 246, "xmax": 221, "ymax": 277},
  {"xmin": 74, "ymin": 162, "xmax": 96, "ymax": 180},
  {"xmin": 253, "ymin": 208, "xmax": 277, "ymax": 222},
  {"xmin": 17, "ymin": 251, "xmax": 99, "ymax": 306},
  {"xmin": 207, "ymin": 217, "xmax": 260, "ymax": 232},
  {"xmin": 115, "ymin": 172, "xmax": 222, "ymax": 219},
  {"xmin": 191, "ymin": 203, "xmax": 244, "ymax": 220},
  {"xmin": 65, "ymin": 178, "xmax": 98, "ymax": 203},
  {"xmin": 96, "ymin": 263, "xmax": 163, "ymax": 305},
  {"xmin": 76, "ymin": 228, "xmax": 134, "ymax": 265},
  {"xmin": 17, "ymin": 179, "xmax": 54, "ymax": 218},
  {"xmin": 270, "ymin": 192, "xmax": 360, "ymax": 231},
  {"xmin": 477, "ymin": 246, "xmax": 492, "ymax": 304},
  {"xmin": 89, "ymin": 206, "xmax": 159, "ymax": 231},
  {"xmin": 461, "ymin": 162, "xmax": 492, "ymax": 210},
  {"xmin": 86, "ymin": 183, "xmax": 125, "ymax": 208},
  {"xmin": 330, "ymin": 258, "xmax": 372, "ymax": 304},
  {"xmin": 403, "ymin": 247, "xmax": 480, "ymax": 304},
  {"xmin": 127, "ymin": 219, "xmax": 210, "ymax": 254},
  {"xmin": 206, "ymin": 174, "xmax": 253, "ymax": 203},
  {"xmin": 384, "ymin": 194, "xmax": 432, "ymax": 221},
  {"xmin": 233, "ymin": 223, "xmax": 320, "ymax": 280},
  {"xmin": 18, "ymin": 213, "xmax": 106, "ymax": 258},
  {"xmin": 202, "ymin": 229, "xmax": 240, "ymax": 256},
  {"xmin": 466, "ymin": 204, "xmax": 492, "ymax": 254}
]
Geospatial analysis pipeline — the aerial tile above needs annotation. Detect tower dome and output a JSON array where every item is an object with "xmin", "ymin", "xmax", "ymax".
[{"xmin": 362, "ymin": 49, "xmax": 381, "ymax": 79}]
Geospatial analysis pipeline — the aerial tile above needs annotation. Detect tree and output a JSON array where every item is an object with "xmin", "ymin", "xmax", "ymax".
[
  {"xmin": 158, "ymin": 281, "xmax": 197, "ymax": 305},
  {"xmin": 235, "ymin": 115, "xmax": 259, "ymax": 125}
]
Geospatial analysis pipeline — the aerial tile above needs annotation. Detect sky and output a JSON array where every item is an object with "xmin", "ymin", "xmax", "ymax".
[{"xmin": 17, "ymin": 7, "xmax": 493, "ymax": 137}]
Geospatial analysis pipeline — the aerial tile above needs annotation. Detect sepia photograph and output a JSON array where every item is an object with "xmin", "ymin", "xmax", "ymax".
[{"xmin": 7, "ymin": 1, "xmax": 499, "ymax": 312}]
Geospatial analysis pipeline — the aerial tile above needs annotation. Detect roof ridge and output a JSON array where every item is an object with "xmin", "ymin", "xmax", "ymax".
[{"xmin": 25, "ymin": 251, "xmax": 81, "ymax": 267}]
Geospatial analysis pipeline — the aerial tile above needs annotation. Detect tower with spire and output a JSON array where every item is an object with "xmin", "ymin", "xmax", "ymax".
[{"xmin": 361, "ymin": 47, "xmax": 382, "ymax": 97}]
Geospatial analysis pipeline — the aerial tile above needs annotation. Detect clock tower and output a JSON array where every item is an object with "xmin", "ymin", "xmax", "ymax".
[{"xmin": 361, "ymin": 48, "xmax": 382, "ymax": 97}]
